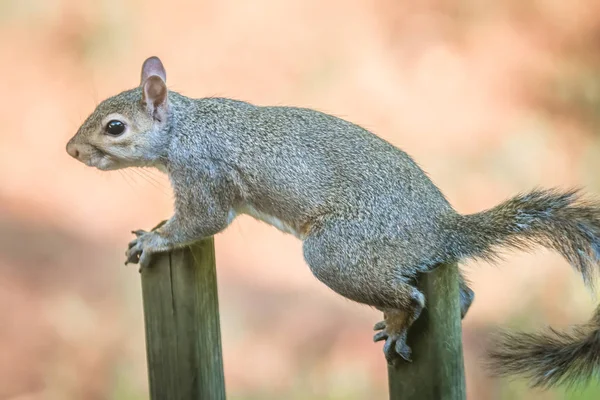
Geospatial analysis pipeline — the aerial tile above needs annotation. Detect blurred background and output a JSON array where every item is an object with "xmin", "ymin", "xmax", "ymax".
[{"xmin": 2, "ymin": 0, "xmax": 600, "ymax": 399}]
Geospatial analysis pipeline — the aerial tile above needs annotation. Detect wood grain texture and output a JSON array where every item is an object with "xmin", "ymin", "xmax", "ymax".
[
  {"xmin": 388, "ymin": 262, "xmax": 466, "ymax": 400},
  {"xmin": 140, "ymin": 238, "xmax": 226, "ymax": 400}
]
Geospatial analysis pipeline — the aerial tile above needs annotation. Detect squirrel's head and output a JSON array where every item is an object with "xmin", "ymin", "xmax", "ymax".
[{"xmin": 66, "ymin": 57, "xmax": 171, "ymax": 171}]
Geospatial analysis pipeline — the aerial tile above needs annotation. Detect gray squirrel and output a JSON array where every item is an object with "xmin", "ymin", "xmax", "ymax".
[{"xmin": 66, "ymin": 56, "xmax": 600, "ymax": 388}]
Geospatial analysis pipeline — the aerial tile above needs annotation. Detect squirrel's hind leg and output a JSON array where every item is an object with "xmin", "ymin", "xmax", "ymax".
[
  {"xmin": 303, "ymin": 217, "xmax": 473, "ymax": 363},
  {"xmin": 303, "ymin": 221, "xmax": 428, "ymax": 364}
]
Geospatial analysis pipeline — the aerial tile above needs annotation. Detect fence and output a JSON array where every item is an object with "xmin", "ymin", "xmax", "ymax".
[{"xmin": 140, "ymin": 238, "xmax": 465, "ymax": 399}]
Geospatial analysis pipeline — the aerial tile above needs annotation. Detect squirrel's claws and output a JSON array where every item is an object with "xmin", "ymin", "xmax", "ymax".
[
  {"xmin": 126, "ymin": 228, "xmax": 149, "ymax": 265},
  {"xmin": 375, "ymin": 317, "xmax": 412, "ymax": 364},
  {"xmin": 383, "ymin": 338, "xmax": 396, "ymax": 364},
  {"xmin": 139, "ymin": 251, "xmax": 153, "ymax": 269},
  {"xmin": 373, "ymin": 331, "xmax": 388, "ymax": 342},
  {"xmin": 395, "ymin": 340, "xmax": 412, "ymax": 362},
  {"xmin": 150, "ymin": 220, "xmax": 168, "ymax": 232},
  {"xmin": 125, "ymin": 250, "xmax": 141, "ymax": 265},
  {"xmin": 373, "ymin": 321, "xmax": 386, "ymax": 331},
  {"xmin": 125, "ymin": 238, "xmax": 142, "ymax": 265},
  {"xmin": 124, "ymin": 228, "xmax": 170, "ymax": 269},
  {"xmin": 382, "ymin": 334, "xmax": 412, "ymax": 364}
]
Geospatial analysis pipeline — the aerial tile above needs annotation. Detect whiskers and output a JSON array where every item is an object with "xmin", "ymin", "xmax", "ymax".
[
  {"xmin": 131, "ymin": 168, "xmax": 169, "ymax": 192},
  {"xmin": 90, "ymin": 150, "xmax": 170, "ymax": 195},
  {"xmin": 117, "ymin": 170, "xmax": 137, "ymax": 193},
  {"xmin": 117, "ymin": 167, "xmax": 171, "ymax": 196}
]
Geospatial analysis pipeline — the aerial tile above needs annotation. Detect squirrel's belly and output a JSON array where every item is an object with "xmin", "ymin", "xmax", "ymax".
[{"xmin": 232, "ymin": 205, "xmax": 306, "ymax": 239}]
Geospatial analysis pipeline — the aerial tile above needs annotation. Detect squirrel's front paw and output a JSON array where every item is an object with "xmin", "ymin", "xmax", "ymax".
[
  {"xmin": 373, "ymin": 319, "xmax": 412, "ymax": 364},
  {"xmin": 125, "ymin": 229, "xmax": 171, "ymax": 271}
]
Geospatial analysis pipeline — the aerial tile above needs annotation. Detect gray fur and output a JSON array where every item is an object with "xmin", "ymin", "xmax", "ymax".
[{"xmin": 66, "ymin": 57, "xmax": 600, "ymax": 387}]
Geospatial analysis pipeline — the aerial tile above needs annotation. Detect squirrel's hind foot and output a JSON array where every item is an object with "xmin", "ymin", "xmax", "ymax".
[{"xmin": 373, "ymin": 313, "xmax": 413, "ymax": 364}]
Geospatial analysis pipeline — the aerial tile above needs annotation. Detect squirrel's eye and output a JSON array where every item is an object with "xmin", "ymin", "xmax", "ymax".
[{"xmin": 105, "ymin": 120, "xmax": 125, "ymax": 136}]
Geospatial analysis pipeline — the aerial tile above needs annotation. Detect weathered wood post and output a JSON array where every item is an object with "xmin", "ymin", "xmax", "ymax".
[
  {"xmin": 387, "ymin": 261, "xmax": 466, "ymax": 400},
  {"xmin": 140, "ymin": 237, "xmax": 226, "ymax": 400}
]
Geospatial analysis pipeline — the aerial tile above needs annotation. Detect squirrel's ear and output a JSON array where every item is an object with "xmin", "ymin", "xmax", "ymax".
[
  {"xmin": 140, "ymin": 56, "xmax": 166, "ymax": 85},
  {"xmin": 141, "ymin": 57, "xmax": 168, "ymax": 120},
  {"xmin": 142, "ymin": 75, "xmax": 168, "ymax": 120}
]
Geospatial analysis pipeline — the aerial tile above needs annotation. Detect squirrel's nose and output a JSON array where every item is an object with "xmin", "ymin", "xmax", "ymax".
[{"xmin": 66, "ymin": 142, "xmax": 80, "ymax": 159}]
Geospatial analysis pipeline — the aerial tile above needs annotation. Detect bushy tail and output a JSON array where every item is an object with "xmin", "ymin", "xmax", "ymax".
[
  {"xmin": 487, "ymin": 308, "xmax": 600, "ymax": 387},
  {"xmin": 448, "ymin": 188, "xmax": 600, "ymax": 387}
]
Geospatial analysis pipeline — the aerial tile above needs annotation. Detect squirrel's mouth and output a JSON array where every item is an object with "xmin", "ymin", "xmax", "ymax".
[
  {"xmin": 83, "ymin": 147, "xmax": 119, "ymax": 171},
  {"xmin": 92, "ymin": 154, "xmax": 119, "ymax": 171}
]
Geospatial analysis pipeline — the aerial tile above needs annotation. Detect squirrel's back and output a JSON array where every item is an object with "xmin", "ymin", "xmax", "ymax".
[{"xmin": 172, "ymin": 95, "xmax": 455, "ymax": 224}]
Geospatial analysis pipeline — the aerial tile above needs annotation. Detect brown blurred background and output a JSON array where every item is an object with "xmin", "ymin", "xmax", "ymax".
[{"xmin": 2, "ymin": 0, "xmax": 600, "ymax": 399}]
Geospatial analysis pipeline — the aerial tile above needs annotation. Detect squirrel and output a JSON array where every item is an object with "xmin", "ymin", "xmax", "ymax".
[{"xmin": 66, "ymin": 56, "xmax": 600, "ymax": 388}]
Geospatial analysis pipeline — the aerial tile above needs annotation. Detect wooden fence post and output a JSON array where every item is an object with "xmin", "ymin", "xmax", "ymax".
[
  {"xmin": 387, "ymin": 262, "xmax": 466, "ymax": 400},
  {"xmin": 140, "ymin": 237, "xmax": 226, "ymax": 400}
]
